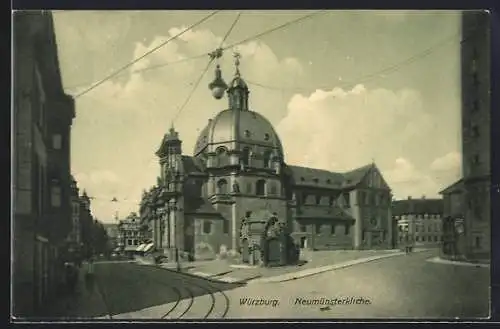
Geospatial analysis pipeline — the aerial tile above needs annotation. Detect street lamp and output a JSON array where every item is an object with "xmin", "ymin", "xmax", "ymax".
[{"xmin": 208, "ymin": 48, "xmax": 227, "ymax": 100}]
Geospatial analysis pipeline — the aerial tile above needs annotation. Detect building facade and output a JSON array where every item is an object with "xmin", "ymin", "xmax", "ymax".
[
  {"xmin": 117, "ymin": 213, "xmax": 145, "ymax": 254},
  {"xmin": 441, "ymin": 11, "xmax": 491, "ymax": 261},
  {"xmin": 13, "ymin": 11, "xmax": 75, "ymax": 317},
  {"xmin": 103, "ymin": 223, "xmax": 119, "ymax": 252},
  {"xmin": 69, "ymin": 176, "xmax": 81, "ymax": 245},
  {"xmin": 393, "ymin": 197, "xmax": 443, "ymax": 248},
  {"xmin": 144, "ymin": 64, "xmax": 394, "ymax": 261}
]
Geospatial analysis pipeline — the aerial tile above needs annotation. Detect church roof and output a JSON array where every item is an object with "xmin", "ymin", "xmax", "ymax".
[
  {"xmin": 288, "ymin": 163, "xmax": 374, "ymax": 189},
  {"xmin": 439, "ymin": 178, "xmax": 464, "ymax": 195},
  {"xmin": 296, "ymin": 205, "xmax": 355, "ymax": 221},
  {"xmin": 184, "ymin": 198, "xmax": 221, "ymax": 217},
  {"xmin": 181, "ymin": 156, "xmax": 206, "ymax": 174},
  {"xmin": 193, "ymin": 109, "xmax": 284, "ymax": 157}
]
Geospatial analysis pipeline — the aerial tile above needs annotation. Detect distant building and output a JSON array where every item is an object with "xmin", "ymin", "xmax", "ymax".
[
  {"xmin": 117, "ymin": 214, "xmax": 145, "ymax": 254},
  {"xmin": 440, "ymin": 11, "xmax": 491, "ymax": 261},
  {"xmin": 78, "ymin": 190, "xmax": 95, "ymax": 258},
  {"xmin": 141, "ymin": 62, "xmax": 395, "ymax": 263},
  {"xmin": 12, "ymin": 11, "xmax": 75, "ymax": 317},
  {"xmin": 69, "ymin": 176, "xmax": 81, "ymax": 245},
  {"xmin": 103, "ymin": 223, "xmax": 119, "ymax": 251},
  {"xmin": 393, "ymin": 197, "xmax": 443, "ymax": 247}
]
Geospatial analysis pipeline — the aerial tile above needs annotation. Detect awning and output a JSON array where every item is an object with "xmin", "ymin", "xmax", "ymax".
[
  {"xmin": 136, "ymin": 244, "xmax": 147, "ymax": 252},
  {"xmin": 143, "ymin": 243, "xmax": 154, "ymax": 252}
]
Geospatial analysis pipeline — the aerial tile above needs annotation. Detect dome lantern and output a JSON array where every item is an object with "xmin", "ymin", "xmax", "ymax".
[{"xmin": 227, "ymin": 52, "xmax": 249, "ymax": 111}]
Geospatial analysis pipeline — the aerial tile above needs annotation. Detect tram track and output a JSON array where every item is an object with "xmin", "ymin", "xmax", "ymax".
[
  {"xmin": 92, "ymin": 261, "xmax": 231, "ymax": 320},
  {"xmin": 135, "ymin": 264, "xmax": 231, "ymax": 319}
]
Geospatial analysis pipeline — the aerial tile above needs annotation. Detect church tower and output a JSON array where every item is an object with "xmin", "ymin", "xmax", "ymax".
[{"xmin": 155, "ymin": 125, "xmax": 185, "ymax": 259}]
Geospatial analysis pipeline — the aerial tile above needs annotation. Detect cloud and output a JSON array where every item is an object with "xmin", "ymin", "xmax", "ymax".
[
  {"xmin": 384, "ymin": 158, "xmax": 439, "ymax": 199},
  {"xmin": 430, "ymin": 151, "xmax": 461, "ymax": 172},
  {"xmin": 276, "ymin": 84, "xmax": 432, "ymax": 172},
  {"xmin": 67, "ymin": 26, "xmax": 303, "ymax": 222},
  {"xmin": 276, "ymin": 84, "xmax": 462, "ymax": 199}
]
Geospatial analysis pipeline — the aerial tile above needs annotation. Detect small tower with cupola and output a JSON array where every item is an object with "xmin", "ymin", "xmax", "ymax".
[{"xmin": 155, "ymin": 124, "xmax": 185, "ymax": 259}]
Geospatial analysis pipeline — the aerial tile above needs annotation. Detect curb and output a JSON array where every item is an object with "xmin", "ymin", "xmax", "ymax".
[
  {"xmin": 426, "ymin": 256, "xmax": 490, "ymax": 268},
  {"xmin": 156, "ymin": 265, "xmax": 247, "ymax": 285},
  {"xmin": 249, "ymin": 249, "xmax": 432, "ymax": 284}
]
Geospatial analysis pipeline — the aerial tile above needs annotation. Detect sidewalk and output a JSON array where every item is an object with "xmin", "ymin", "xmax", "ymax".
[
  {"xmin": 163, "ymin": 248, "xmax": 431, "ymax": 284},
  {"xmin": 45, "ymin": 266, "xmax": 110, "ymax": 319},
  {"xmin": 427, "ymin": 256, "xmax": 490, "ymax": 268}
]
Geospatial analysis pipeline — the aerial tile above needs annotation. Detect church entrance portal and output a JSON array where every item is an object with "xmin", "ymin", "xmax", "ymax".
[{"xmin": 241, "ymin": 239, "xmax": 249, "ymax": 263}]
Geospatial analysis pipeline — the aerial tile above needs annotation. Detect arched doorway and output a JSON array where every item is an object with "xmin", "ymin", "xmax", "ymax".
[{"xmin": 266, "ymin": 238, "xmax": 281, "ymax": 264}]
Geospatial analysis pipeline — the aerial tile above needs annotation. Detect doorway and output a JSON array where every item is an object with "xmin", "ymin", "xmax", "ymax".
[{"xmin": 300, "ymin": 237, "xmax": 307, "ymax": 249}]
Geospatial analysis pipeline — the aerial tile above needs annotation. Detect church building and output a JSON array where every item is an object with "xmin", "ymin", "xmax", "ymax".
[{"xmin": 143, "ymin": 57, "xmax": 394, "ymax": 261}]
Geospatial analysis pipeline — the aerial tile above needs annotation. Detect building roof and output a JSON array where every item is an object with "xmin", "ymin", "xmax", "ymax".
[
  {"xmin": 439, "ymin": 178, "xmax": 464, "ymax": 195},
  {"xmin": 184, "ymin": 198, "xmax": 221, "ymax": 217},
  {"xmin": 182, "ymin": 155, "xmax": 206, "ymax": 174},
  {"xmin": 193, "ymin": 109, "xmax": 284, "ymax": 157},
  {"xmin": 296, "ymin": 206, "xmax": 355, "ymax": 221},
  {"xmin": 392, "ymin": 198, "xmax": 443, "ymax": 216},
  {"xmin": 288, "ymin": 163, "xmax": 374, "ymax": 189}
]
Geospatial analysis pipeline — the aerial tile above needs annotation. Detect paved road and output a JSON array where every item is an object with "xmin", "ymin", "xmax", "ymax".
[
  {"xmin": 86, "ymin": 262, "xmax": 244, "ymax": 319},
  {"xmin": 222, "ymin": 250, "xmax": 490, "ymax": 319},
  {"xmin": 52, "ymin": 250, "xmax": 490, "ymax": 320}
]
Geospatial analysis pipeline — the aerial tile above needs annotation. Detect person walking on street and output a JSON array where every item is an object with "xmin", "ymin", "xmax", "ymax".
[
  {"xmin": 85, "ymin": 255, "xmax": 95, "ymax": 291},
  {"xmin": 64, "ymin": 262, "xmax": 78, "ymax": 296}
]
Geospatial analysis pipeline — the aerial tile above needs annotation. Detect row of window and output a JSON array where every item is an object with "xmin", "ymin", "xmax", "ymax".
[
  {"xmin": 400, "ymin": 235, "xmax": 442, "ymax": 243},
  {"xmin": 126, "ymin": 239, "xmax": 140, "ymax": 246},
  {"xmin": 214, "ymin": 147, "xmax": 276, "ymax": 169},
  {"xmin": 395, "ymin": 214, "xmax": 441, "ymax": 220},
  {"xmin": 300, "ymin": 192, "xmax": 351, "ymax": 207},
  {"xmin": 216, "ymin": 179, "xmax": 278, "ymax": 196},
  {"xmin": 398, "ymin": 224, "xmax": 441, "ymax": 233},
  {"xmin": 298, "ymin": 223, "xmax": 351, "ymax": 235}
]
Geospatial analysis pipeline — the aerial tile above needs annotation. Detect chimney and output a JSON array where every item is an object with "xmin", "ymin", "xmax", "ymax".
[
  {"xmin": 422, "ymin": 195, "xmax": 426, "ymax": 199},
  {"xmin": 408, "ymin": 196, "xmax": 412, "ymax": 200}
]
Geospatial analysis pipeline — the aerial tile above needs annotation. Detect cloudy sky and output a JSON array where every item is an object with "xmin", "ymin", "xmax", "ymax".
[{"xmin": 52, "ymin": 10, "xmax": 463, "ymax": 223}]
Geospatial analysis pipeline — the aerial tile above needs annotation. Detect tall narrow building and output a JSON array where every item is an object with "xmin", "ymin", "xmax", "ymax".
[
  {"xmin": 461, "ymin": 10, "xmax": 491, "ymax": 260},
  {"xmin": 441, "ymin": 10, "xmax": 491, "ymax": 261},
  {"xmin": 13, "ymin": 11, "xmax": 75, "ymax": 317}
]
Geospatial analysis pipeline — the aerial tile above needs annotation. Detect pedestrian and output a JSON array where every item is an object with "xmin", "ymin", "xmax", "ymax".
[
  {"xmin": 65, "ymin": 262, "xmax": 78, "ymax": 295},
  {"xmin": 85, "ymin": 256, "xmax": 95, "ymax": 291}
]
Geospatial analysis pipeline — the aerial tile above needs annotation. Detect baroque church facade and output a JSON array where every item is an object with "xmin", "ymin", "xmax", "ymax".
[{"xmin": 142, "ymin": 65, "xmax": 394, "ymax": 260}]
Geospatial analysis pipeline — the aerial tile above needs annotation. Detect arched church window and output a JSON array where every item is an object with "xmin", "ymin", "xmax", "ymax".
[
  {"xmin": 264, "ymin": 133, "xmax": 270, "ymax": 141},
  {"xmin": 244, "ymin": 130, "xmax": 251, "ymax": 138},
  {"xmin": 263, "ymin": 150, "xmax": 272, "ymax": 168},
  {"xmin": 256, "ymin": 179, "xmax": 266, "ymax": 196},
  {"xmin": 217, "ymin": 179, "xmax": 228, "ymax": 194},
  {"xmin": 241, "ymin": 147, "xmax": 251, "ymax": 166},
  {"xmin": 216, "ymin": 147, "xmax": 229, "ymax": 167}
]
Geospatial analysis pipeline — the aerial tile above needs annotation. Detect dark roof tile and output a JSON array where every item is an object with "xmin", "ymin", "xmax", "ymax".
[{"xmin": 392, "ymin": 199, "xmax": 443, "ymax": 216}]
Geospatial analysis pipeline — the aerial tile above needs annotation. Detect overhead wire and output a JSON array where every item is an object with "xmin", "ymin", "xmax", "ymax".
[
  {"xmin": 221, "ymin": 10, "xmax": 326, "ymax": 51},
  {"xmin": 172, "ymin": 12, "xmax": 242, "ymax": 124},
  {"xmin": 64, "ymin": 11, "xmax": 325, "ymax": 96},
  {"xmin": 244, "ymin": 22, "xmax": 485, "ymax": 94},
  {"xmin": 73, "ymin": 10, "xmax": 220, "ymax": 99}
]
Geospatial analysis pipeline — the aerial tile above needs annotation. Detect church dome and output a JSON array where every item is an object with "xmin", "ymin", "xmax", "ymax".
[{"xmin": 193, "ymin": 109, "xmax": 284, "ymax": 157}]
